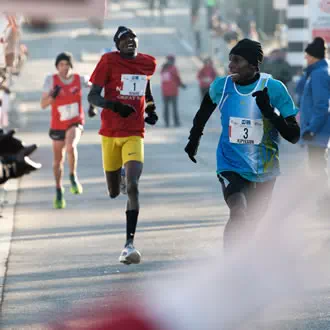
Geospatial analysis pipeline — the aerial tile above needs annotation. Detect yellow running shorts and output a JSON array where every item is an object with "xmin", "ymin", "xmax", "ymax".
[{"xmin": 101, "ymin": 135, "xmax": 144, "ymax": 172}]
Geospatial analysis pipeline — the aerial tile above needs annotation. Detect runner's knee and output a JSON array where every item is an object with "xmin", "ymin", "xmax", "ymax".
[
  {"xmin": 226, "ymin": 192, "xmax": 247, "ymax": 219},
  {"xmin": 53, "ymin": 159, "xmax": 64, "ymax": 170},
  {"xmin": 53, "ymin": 153, "xmax": 65, "ymax": 169},
  {"xmin": 66, "ymin": 143, "xmax": 76, "ymax": 154},
  {"xmin": 126, "ymin": 179, "xmax": 138, "ymax": 196}
]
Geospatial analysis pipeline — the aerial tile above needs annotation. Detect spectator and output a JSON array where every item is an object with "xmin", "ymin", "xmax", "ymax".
[
  {"xmin": 261, "ymin": 49, "xmax": 293, "ymax": 87},
  {"xmin": 298, "ymin": 37, "xmax": 330, "ymax": 214},
  {"xmin": 191, "ymin": 1, "xmax": 202, "ymax": 55},
  {"xmin": 160, "ymin": 55, "xmax": 186, "ymax": 127},
  {"xmin": 205, "ymin": 0, "xmax": 216, "ymax": 30},
  {"xmin": 197, "ymin": 57, "xmax": 217, "ymax": 100},
  {"xmin": 236, "ymin": 8, "xmax": 255, "ymax": 38}
]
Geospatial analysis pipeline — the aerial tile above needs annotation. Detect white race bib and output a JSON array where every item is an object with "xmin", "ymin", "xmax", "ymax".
[
  {"xmin": 120, "ymin": 74, "xmax": 147, "ymax": 96},
  {"xmin": 58, "ymin": 102, "xmax": 79, "ymax": 121},
  {"xmin": 229, "ymin": 117, "xmax": 264, "ymax": 145}
]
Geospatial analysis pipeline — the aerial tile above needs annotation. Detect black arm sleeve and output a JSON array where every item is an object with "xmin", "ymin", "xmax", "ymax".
[
  {"xmin": 88, "ymin": 84, "xmax": 115, "ymax": 109},
  {"xmin": 269, "ymin": 114, "xmax": 300, "ymax": 144},
  {"xmin": 189, "ymin": 91, "xmax": 217, "ymax": 139},
  {"xmin": 145, "ymin": 80, "xmax": 154, "ymax": 104}
]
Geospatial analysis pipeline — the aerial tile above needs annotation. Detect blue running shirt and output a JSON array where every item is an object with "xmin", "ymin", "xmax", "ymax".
[{"xmin": 209, "ymin": 73, "xmax": 298, "ymax": 182}]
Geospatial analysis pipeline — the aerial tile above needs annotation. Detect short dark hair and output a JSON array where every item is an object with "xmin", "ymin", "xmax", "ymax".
[{"xmin": 55, "ymin": 52, "xmax": 73, "ymax": 68}]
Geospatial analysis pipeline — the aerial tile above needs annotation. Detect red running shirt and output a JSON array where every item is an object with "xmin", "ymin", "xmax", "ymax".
[
  {"xmin": 50, "ymin": 74, "xmax": 84, "ymax": 130},
  {"xmin": 89, "ymin": 52, "xmax": 156, "ymax": 138}
]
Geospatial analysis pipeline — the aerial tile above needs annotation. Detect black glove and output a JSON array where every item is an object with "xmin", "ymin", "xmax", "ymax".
[
  {"xmin": 111, "ymin": 101, "xmax": 136, "ymax": 118},
  {"xmin": 88, "ymin": 104, "xmax": 97, "ymax": 118},
  {"xmin": 145, "ymin": 102, "xmax": 158, "ymax": 125},
  {"xmin": 302, "ymin": 131, "xmax": 315, "ymax": 141},
  {"xmin": 252, "ymin": 87, "xmax": 275, "ymax": 119},
  {"xmin": 184, "ymin": 136, "xmax": 201, "ymax": 163},
  {"xmin": 50, "ymin": 85, "xmax": 62, "ymax": 99},
  {"xmin": 145, "ymin": 112, "xmax": 158, "ymax": 125}
]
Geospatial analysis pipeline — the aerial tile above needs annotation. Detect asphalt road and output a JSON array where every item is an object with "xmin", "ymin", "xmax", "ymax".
[{"xmin": 1, "ymin": 1, "xmax": 330, "ymax": 329}]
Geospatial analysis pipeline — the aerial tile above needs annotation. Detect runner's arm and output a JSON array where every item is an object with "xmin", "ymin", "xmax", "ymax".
[
  {"xmin": 87, "ymin": 84, "xmax": 111, "ymax": 108},
  {"xmin": 188, "ymin": 91, "xmax": 217, "ymax": 140},
  {"xmin": 253, "ymin": 82, "xmax": 300, "ymax": 144},
  {"xmin": 88, "ymin": 84, "xmax": 135, "ymax": 117},
  {"xmin": 40, "ymin": 92, "xmax": 54, "ymax": 109},
  {"xmin": 268, "ymin": 114, "xmax": 300, "ymax": 144},
  {"xmin": 40, "ymin": 75, "xmax": 57, "ymax": 109},
  {"xmin": 145, "ymin": 80, "xmax": 154, "ymax": 104}
]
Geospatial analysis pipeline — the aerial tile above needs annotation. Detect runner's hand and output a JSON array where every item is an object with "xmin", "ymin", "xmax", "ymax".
[
  {"xmin": 145, "ymin": 112, "xmax": 158, "ymax": 125},
  {"xmin": 50, "ymin": 85, "xmax": 62, "ymax": 99},
  {"xmin": 112, "ymin": 102, "xmax": 136, "ymax": 118},
  {"xmin": 252, "ymin": 87, "xmax": 274, "ymax": 119},
  {"xmin": 145, "ymin": 102, "xmax": 158, "ymax": 125},
  {"xmin": 88, "ymin": 104, "xmax": 97, "ymax": 118},
  {"xmin": 184, "ymin": 138, "xmax": 200, "ymax": 163}
]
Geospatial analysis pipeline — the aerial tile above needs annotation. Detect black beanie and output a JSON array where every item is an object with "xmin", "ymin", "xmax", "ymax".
[
  {"xmin": 113, "ymin": 26, "xmax": 137, "ymax": 50},
  {"xmin": 55, "ymin": 52, "xmax": 73, "ymax": 68},
  {"xmin": 305, "ymin": 37, "xmax": 327, "ymax": 59},
  {"xmin": 229, "ymin": 38, "xmax": 264, "ymax": 67}
]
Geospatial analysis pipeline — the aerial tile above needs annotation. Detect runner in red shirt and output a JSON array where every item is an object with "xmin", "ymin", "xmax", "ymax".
[
  {"xmin": 88, "ymin": 26, "xmax": 157, "ymax": 265},
  {"xmin": 41, "ymin": 52, "xmax": 88, "ymax": 209}
]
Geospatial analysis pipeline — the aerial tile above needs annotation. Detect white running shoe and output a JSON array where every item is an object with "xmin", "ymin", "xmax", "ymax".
[
  {"xmin": 120, "ymin": 168, "xmax": 127, "ymax": 195},
  {"xmin": 119, "ymin": 242, "xmax": 141, "ymax": 265}
]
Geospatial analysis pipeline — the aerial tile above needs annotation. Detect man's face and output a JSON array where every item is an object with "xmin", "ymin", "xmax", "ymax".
[
  {"xmin": 228, "ymin": 54, "xmax": 256, "ymax": 83},
  {"xmin": 118, "ymin": 33, "xmax": 138, "ymax": 55},
  {"xmin": 57, "ymin": 60, "xmax": 71, "ymax": 76},
  {"xmin": 305, "ymin": 53, "xmax": 317, "ymax": 66}
]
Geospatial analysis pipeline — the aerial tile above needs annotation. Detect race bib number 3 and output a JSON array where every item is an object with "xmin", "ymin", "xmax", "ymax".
[
  {"xmin": 58, "ymin": 103, "xmax": 79, "ymax": 121},
  {"xmin": 229, "ymin": 117, "xmax": 264, "ymax": 145},
  {"xmin": 120, "ymin": 74, "xmax": 147, "ymax": 96}
]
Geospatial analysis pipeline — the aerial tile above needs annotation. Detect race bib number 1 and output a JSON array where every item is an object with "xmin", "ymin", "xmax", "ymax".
[
  {"xmin": 120, "ymin": 74, "xmax": 147, "ymax": 96},
  {"xmin": 229, "ymin": 117, "xmax": 264, "ymax": 145},
  {"xmin": 58, "ymin": 103, "xmax": 79, "ymax": 121}
]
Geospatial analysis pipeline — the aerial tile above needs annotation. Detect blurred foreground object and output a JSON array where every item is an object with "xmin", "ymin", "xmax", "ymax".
[
  {"xmin": 23, "ymin": 17, "xmax": 50, "ymax": 29},
  {"xmin": 48, "ymin": 170, "xmax": 329, "ymax": 330},
  {"xmin": 0, "ymin": 129, "xmax": 41, "ymax": 184},
  {"xmin": 0, "ymin": 0, "xmax": 107, "ymax": 18}
]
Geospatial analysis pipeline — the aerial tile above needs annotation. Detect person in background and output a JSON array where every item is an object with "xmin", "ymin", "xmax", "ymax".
[
  {"xmin": 261, "ymin": 48, "xmax": 293, "ymax": 87},
  {"xmin": 191, "ymin": 0, "xmax": 202, "ymax": 55},
  {"xmin": 298, "ymin": 37, "xmax": 330, "ymax": 214},
  {"xmin": 160, "ymin": 54, "xmax": 186, "ymax": 127},
  {"xmin": 40, "ymin": 52, "xmax": 88, "ymax": 209},
  {"xmin": 197, "ymin": 57, "xmax": 218, "ymax": 101}
]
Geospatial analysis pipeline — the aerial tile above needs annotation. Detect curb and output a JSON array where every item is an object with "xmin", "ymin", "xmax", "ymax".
[{"xmin": 0, "ymin": 179, "xmax": 19, "ymax": 308}]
